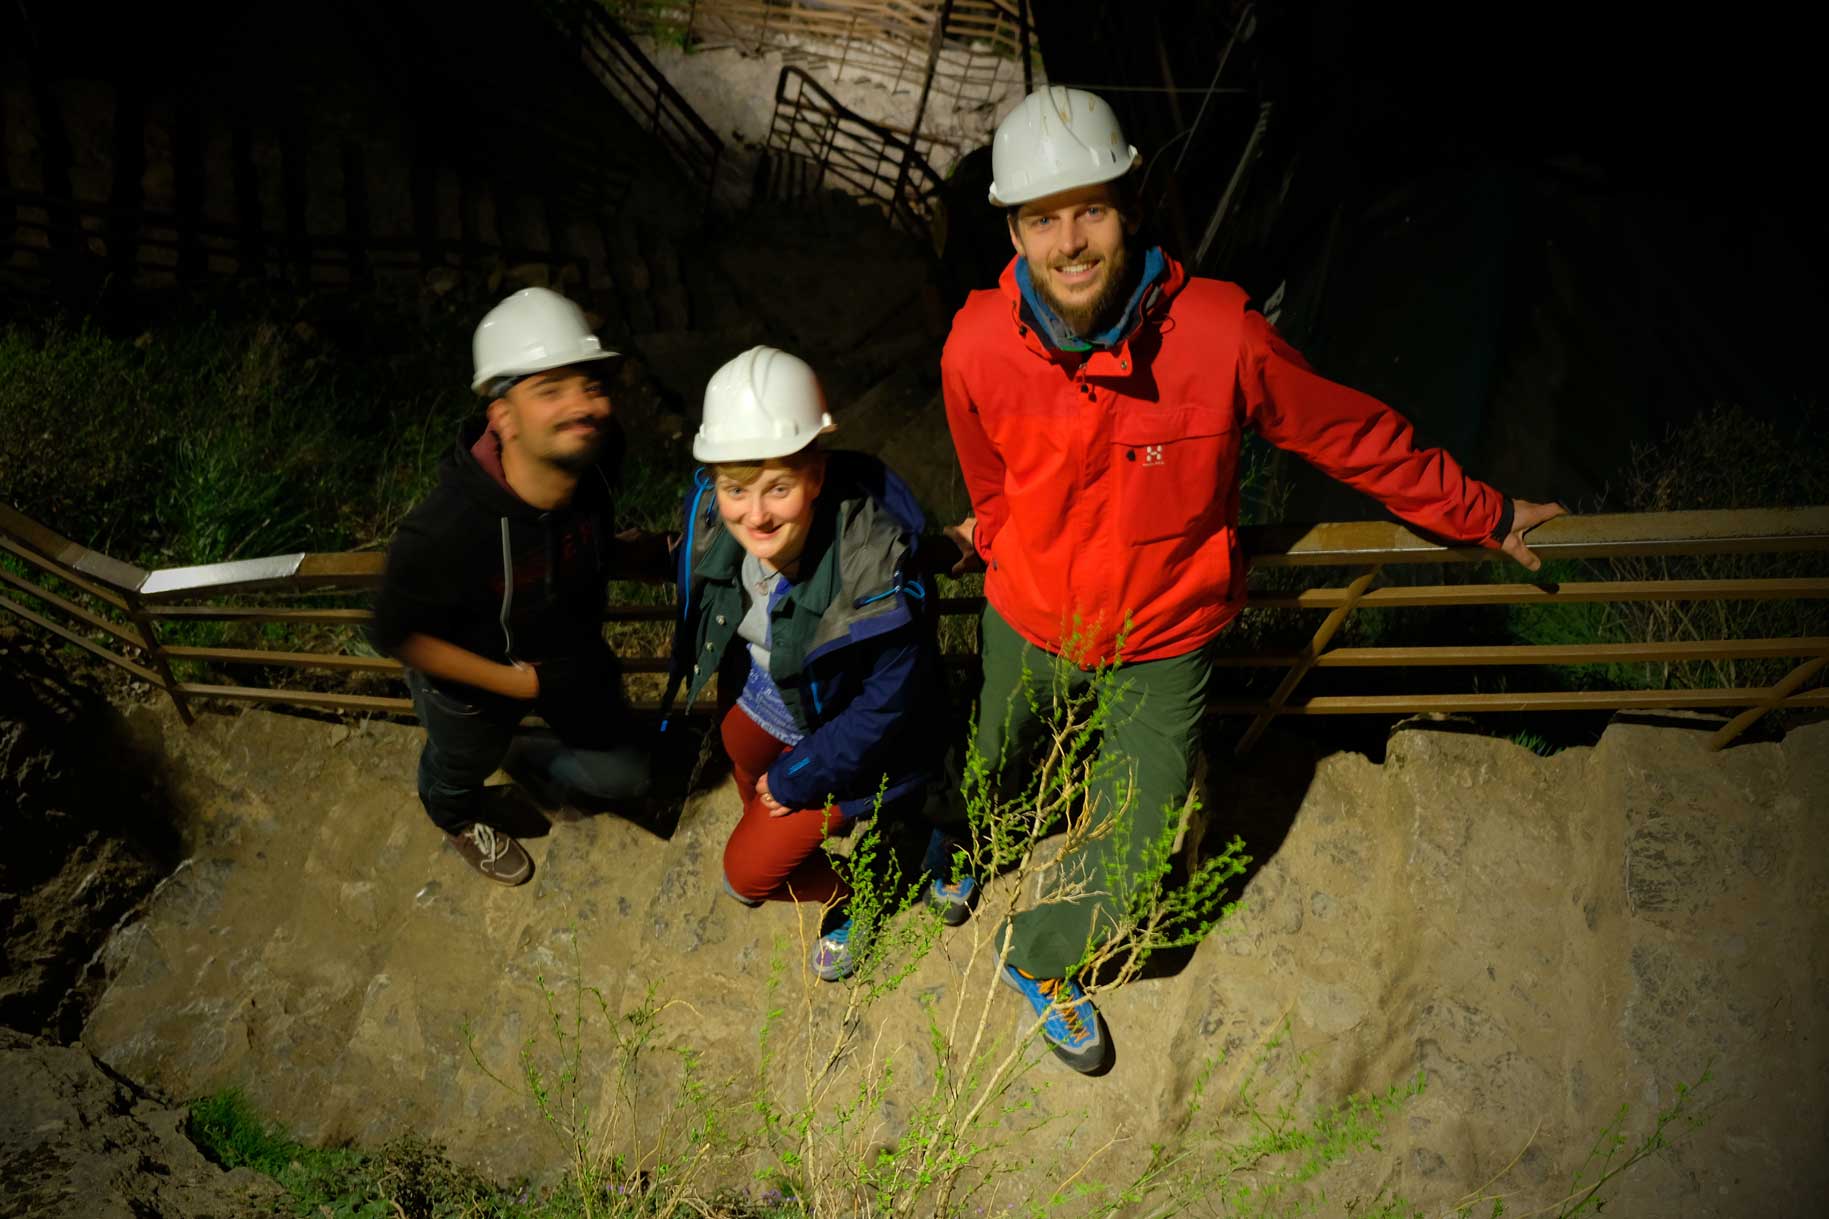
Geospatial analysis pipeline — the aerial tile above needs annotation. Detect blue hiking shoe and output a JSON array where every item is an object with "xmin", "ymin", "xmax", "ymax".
[
  {"xmin": 1000, "ymin": 964, "xmax": 1107, "ymax": 1074},
  {"xmin": 923, "ymin": 830, "xmax": 978, "ymax": 927},
  {"xmin": 811, "ymin": 914, "xmax": 858, "ymax": 982}
]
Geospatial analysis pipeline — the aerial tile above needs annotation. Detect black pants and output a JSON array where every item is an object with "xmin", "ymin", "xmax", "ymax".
[{"xmin": 406, "ymin": 670, "xmax": 652, "ymax": 832}]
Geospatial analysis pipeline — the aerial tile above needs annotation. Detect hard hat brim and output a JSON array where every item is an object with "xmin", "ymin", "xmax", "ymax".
[
  {"xmin": 691, "ymin": 420, "xmax": 838, "ymax": 465},
  {"xmin": 470, "ymin": 347, "xmax": 620, "ymax": 396},
  {"xmin": 987, "ymin": 148, "xmax": 1143, "ymax": 208}
]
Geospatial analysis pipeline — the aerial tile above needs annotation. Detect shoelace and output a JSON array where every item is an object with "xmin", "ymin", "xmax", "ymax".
[
  {"xmin": 1033, "ymin": 975, "xmax": 1090, "ymax": 1042},
  {"xmin": 468, "ymin": 823, "xmax": 506, "ymax": 865}
]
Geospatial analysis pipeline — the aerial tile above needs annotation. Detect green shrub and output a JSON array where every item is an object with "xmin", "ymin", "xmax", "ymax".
[{"xmin": 0, "ymin": 316, "xmax": 469, "ymax": 565}]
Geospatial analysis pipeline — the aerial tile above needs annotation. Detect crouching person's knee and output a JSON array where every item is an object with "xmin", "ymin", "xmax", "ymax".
[
  {"xmin": 561, "ymin": 743, "xmax": 652, "ymax": 801},
  {"xmin": 721, "ymin": 864, "xmax": 768, "ymax": 908}
]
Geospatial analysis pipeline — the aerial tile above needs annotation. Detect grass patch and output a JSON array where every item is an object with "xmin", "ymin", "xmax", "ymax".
[
  {"xmin": 0, "ymin": 294, "xmax": 685, "ymax": 570},
  {"xmin": 0, "ymin": 291, "xmax": 691, "ymax": 692},
  {"xmin": 1508, "ymin": 403, "xmax": 1829, "ymax": 691}
]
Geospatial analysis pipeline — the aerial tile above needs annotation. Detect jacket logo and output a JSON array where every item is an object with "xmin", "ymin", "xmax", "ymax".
[{"xmin": 1143, "ymin": 445, "xmax": 1165, "ymax": 466}]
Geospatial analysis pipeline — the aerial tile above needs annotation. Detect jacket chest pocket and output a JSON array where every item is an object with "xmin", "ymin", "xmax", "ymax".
[{"xmin": 1110, "ymin": 405, "xmax": 1236, "ymax": 544}]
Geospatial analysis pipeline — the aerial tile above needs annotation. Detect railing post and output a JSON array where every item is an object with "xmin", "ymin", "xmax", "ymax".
[
  {"xmin": 891, "ymin": 0, "xmax": 953, "ymax": 220},
  {"xmin": 1705, "ymin": 652, "xmax": 1829, "ymax": 750},
  {"xmin": 122, "ymin": 590, "xmax": 194, "ymax": 726},
  {"xmin": 1019, "ymin": 0, "xmax": 1033, "ymax": 95},
  {"xmin": 1235, "ymin": 564, "xmax": 1381, "ymax": 756}
]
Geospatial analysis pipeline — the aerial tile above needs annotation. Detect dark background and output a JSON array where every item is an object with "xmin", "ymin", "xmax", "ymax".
[
  {"xmin": 1034, "ymin": 0, "xmax": 1823, "ymax": 515},
  {"xmin": 5, "ymin": 0, "xmax": 1822, "ymax": 518}
]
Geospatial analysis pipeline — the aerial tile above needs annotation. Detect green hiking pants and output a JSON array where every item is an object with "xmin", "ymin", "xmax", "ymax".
[{"xmin": 972, "ymin": 604, "xmax": 1213, "ymax": 978}]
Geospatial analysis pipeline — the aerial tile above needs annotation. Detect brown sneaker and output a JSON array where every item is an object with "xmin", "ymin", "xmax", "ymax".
[{"xmin": 444, "ymin": 822, "xmax": 533, "ymax": 886}]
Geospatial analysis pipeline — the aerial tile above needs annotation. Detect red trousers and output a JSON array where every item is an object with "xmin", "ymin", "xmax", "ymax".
[{"xmin": 720, "ymin": 704, "xmax": 850, "ymax": 906}]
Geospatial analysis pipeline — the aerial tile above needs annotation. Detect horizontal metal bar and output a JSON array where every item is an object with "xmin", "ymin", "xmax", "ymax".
[
  {"xmin": 170, "ymin": 683, "xmax": 722, "ymax": 720},
  {"xmin": 0, "ymin": 564, "xmax": 146, "ymax": 648},
  {"xmin": 160, "ymin": 646, "xmax": 673, "ymax": 676},
  {"xmin": 142, "ymin": 606, "xmax": 377, "ymax": 624},
  {"xmin": 0, "ymin": 535, "xmax": 131, "ymax": 609},
  {"xmin": 1269, "ymin": 688, "xmax": 1829, "ymax": 715},
  {"xmin": 174, "ymin": 683, "xmax": 413, "ymax": 714},
  {"xmin": 0, "ymin": 592, "xmax": 163, "ymax": 684},
  {"xmin": 1316, "ymin": 637, "xmax": 1829, "ymax": 668},
  {"xmin": 162, "ymin": 646, "xmax": 402, "ymax": 672},
  {"xmin": 1243, "ymin": 508, "xmax": 1829, "ymax": 568},
  {"xmin": 1250, "ymin": 577, "xmax": 1829, "ymax": 609},
  {"xmin": 0, "ymin": 502, "xmax": 145, "ymax": 600}
]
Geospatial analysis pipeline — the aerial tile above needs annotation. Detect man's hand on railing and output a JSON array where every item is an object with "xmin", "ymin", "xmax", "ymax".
[
  {"xmin": 1498, "ymin": 498, "xmax": 1568, "ymax": 573},
  {"xmin": 944, "ymin": 517, "xmax": 985, "ymax": 577}
]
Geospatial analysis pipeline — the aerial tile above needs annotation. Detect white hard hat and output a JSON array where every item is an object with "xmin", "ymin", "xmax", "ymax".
[
  {"xmin": 471, "ymin": 286, "xmax": 618, "ymax": 395},
  {"xmin": 987, "ymin": 86, "xmax": 1142, "ymax": 207},
  {"xmin": 693, "ymin": 346, "xmax": 836, "ymax": 464}
]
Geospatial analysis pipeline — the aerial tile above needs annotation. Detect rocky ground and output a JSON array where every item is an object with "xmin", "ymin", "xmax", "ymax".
[
  {"xmin": 0, "ymin": 635, "xmax": 279, "ymax": 1217},
  {"xmin": 18, "ymin": 679, "xmax": 1818, "ymax": 1217},
  {"xmin": 0, "ymin": 1027, "xmax": 282, "ymax": 1219}
]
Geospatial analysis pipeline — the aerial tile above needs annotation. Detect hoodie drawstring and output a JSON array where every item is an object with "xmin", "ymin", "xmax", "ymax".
[{"xmin": 497, "ymin": 517, "xmax": 516, "ymax": 658}]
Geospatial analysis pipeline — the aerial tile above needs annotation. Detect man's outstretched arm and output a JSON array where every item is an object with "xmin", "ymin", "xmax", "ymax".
[{"xmin": 1238, "ymin": 309, "xmax": 1564, "ymax": 570}]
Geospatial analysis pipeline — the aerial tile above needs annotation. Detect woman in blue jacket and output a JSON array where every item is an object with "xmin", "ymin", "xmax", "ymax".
[{"xmin": 666, "ymin": 347, "xmax": 947, "ymax": 980}]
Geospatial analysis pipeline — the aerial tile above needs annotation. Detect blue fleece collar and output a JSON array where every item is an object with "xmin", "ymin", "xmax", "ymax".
[{"xmin": 1016, "ymin": 245, "xmax": 1167, "ymax": 353}]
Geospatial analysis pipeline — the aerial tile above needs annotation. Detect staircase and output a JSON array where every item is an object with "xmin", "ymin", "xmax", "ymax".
[
  {"xmin": 538, "ymin": 0, "xmax": 729, "ymax": 210},
  {"xmin": 756, "ymin": 66, "xmax": 947, "ymax": 241}
]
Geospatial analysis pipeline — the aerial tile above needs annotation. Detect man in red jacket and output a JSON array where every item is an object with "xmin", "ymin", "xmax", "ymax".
[{"xmin": 941, "ymin": 87, "xmax": 1563, "ymax": 1073}]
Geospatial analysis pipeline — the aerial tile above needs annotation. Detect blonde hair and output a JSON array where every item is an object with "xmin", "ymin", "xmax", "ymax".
[{"xmin": 712, "ymin": 445, "xmax": 824, "ymax": 487}]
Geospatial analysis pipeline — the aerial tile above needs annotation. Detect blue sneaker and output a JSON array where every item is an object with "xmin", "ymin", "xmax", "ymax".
[
  {"xmin": 923, "ymin": 830, "xmax": 978, "ymax": 927},
  {"xmin": 811, "ymin": 914, "xmax": 857, "ymax": 982},
  {"xmin": 1000, "ymin": 964, "xmax": 1107, "ymax": 1073}
]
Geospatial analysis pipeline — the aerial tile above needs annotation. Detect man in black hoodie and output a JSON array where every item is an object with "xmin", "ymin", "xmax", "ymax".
[{"xmin": 373, "ymin": 287, "xmax": 668, "ymax": 884}]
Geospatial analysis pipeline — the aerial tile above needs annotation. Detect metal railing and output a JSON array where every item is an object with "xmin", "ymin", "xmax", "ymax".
[
  {"xmin": 4, "ymin": 501, "xmax": 1826, "ymax": 753},
  {"xmin": 759, "ymin": 66, "xmax": 948, "ymax": 237},
  {"xmin": 542, "ymin": 0, "xmax": 726, "ymax": 210}
]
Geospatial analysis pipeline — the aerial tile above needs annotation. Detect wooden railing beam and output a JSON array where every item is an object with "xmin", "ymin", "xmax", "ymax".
[
  {"xmin": 1250, "ymin": 577, "xmax": 1829, "ymax": 610},
  {"xmin": 1236, "ymin": 564, "xmax": 1382, "ymax": 755},
  {"xmin": 0, "ymin": 564, "xmax": 146, "ymax": 648},
  {"xmin": 0, "ymin": 592, "xmax": 163, "ymax": 685},
  {"xmin": 1706, "ymin": 655, "xmax": 1829, "ymax": 751}
]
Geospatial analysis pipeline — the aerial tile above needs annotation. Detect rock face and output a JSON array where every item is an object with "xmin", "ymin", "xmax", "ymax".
[
  {"xmin": 0, "ymin": 636, "xmax": 179, "ymax": 1039},
  {"xmin": 78, "ymin": 700, "xmax": 1829, "ymax": 1217},
  {"xmin": 0, "ymin": 1027, "xmax": 283, "ymax": 1218}
]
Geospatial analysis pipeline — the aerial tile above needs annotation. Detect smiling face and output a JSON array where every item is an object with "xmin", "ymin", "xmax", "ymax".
[
  {"xmin": 489, "ymin": 364, "xmax": 613, "ymax": 473},
  {"xmin": 715, "ymin": 453, "xmax": 826, "ymax": 573},
  {"xmin": 1007, "ymin": 180, "xmax": 1139, "ymax": 338}
]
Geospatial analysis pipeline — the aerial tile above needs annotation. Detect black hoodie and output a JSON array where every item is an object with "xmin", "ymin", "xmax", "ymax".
[{"xmin": 373, "ymin": 420, "xmax": 640, "ymax": 688}]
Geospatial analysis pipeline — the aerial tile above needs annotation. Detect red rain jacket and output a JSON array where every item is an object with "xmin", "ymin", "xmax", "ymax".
[{"xmin": 941, "ymin": 254, "xmax": 1507, "ymax": 665}]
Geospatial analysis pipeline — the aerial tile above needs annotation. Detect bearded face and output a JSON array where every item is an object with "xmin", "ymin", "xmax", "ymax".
[
  {"xmin": 1008, "ymin": 182, "xmax": 1138, "ymax": 338},
  {"xmin": 491, "ymin": 366, "xmax": 613, "ymax": 474}
]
